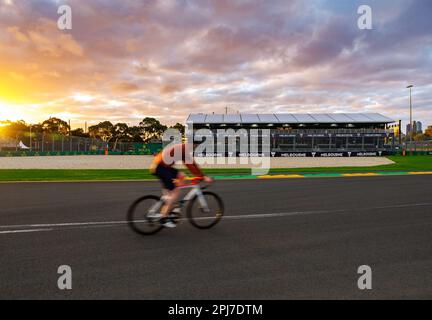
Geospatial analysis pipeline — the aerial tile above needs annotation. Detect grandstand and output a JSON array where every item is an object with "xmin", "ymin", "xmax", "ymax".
[{"xmin": 186, "ymin": 113, "xmax": 395, "ymax": 157}]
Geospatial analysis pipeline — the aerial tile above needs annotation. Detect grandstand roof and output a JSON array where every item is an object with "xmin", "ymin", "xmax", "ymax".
[{"xmin": 186, "ymin": 113, "xmax": 394, "ymax": 124}]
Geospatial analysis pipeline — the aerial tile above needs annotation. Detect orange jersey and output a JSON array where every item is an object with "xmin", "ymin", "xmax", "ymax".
[{"xmin": 151, "ymin": 144, "xmax": 204, "ymax": 177}]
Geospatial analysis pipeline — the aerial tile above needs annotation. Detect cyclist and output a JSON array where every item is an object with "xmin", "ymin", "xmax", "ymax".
[{"xmin": 150, "ymin": 143, "xmax": 213, "ymax": 228}]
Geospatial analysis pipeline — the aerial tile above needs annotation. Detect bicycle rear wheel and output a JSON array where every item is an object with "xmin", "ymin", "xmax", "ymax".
[
  {"xmin": 186, "ymin": 191, "xmax": 224, "ymax": 229},
  {"xmin": 127, "ymin": 195, "xmax": 164, "ymax": 235}
]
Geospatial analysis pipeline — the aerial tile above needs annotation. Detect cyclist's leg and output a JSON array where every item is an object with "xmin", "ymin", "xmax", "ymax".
[
  {"xmin": 160, "ymin": 188, "xmax": 180, "ymax": 218},
  {"xmin": 157, "ymin": 167, "xmax": 182, "ymax": 218},
  {"xmin": 176, "ymin": 171, "xmax": 186, "ymax": 186}
]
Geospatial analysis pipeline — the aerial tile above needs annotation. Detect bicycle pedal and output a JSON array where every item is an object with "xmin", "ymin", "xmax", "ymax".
[{"xmin": 168, "ymin": 213, "xmax": 180, "ymax": 224}]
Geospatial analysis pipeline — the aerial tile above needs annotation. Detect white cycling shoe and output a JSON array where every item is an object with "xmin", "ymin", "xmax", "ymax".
[
  {"xmin": 160, "ymin": 217, "xmax": 176, "ymax": 228},
  {"xmin": 147, "ymin": 212, "xmax": 162, "ymax": 220}
]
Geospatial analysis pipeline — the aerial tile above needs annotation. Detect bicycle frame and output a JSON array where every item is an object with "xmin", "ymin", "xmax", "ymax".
[{"xmin": 148, "ymin": 180, "xmax": 209, "ymax": 217}]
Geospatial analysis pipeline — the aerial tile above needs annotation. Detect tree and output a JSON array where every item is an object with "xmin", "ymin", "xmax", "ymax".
[
  {"xmin": 138, "ymin": 117, "xmax": 167, "ymax": 143},
  {"xmin": 30, "ymin": 124, "xmax": 44, "ymax": 134},
  {"xmin": 425, "ymin": 126, "xmax": 432, "ymax": 138},
  {"xmin": 170, "ymin": 123, "xmax": 185, "ymax": 137},
  {"xmin": 41, "ymin": 117, "xmax": 70, "ymax": 135},
  {"xmin": 112, "ymin": 123, "xmax": 131, "ymax": 150},
  {"xmin": 88, "ymin": 121, "xmax": 114, "ymax": 142},
  {"xmin": 70, "ymin": 128, "xmax": 89, "ymax": 137},
  {"xmin": 128, "ymin": 126, "xmax": 144, "ymax": 142},
  {"xmin": 0, "ymin": 120, "xmax": 29, "ymax": 149},
  {"xmin": 1, "ymin": 120, "xmax": 28, "ymax": 136},
  {"xmin": 413, "ymin": 133, "xmax": 426, "ymax": 141}
]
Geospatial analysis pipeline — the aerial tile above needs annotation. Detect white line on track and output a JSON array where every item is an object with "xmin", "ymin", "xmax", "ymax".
[
  {"xmin": 0, "ymin": 202, "xmax": 431, "ymax": 235},
  {"xmin": 0, "ymin": 228, "xmax": 53, "ymax": 234}
]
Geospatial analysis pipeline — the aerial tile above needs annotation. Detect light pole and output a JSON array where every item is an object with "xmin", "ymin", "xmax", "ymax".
[
  {"xmin": 29, "ymin": 125, "xmax": 32, "ymax": 152},
  {"xmin": 406, "ymin": 85, "xmax": 413, "ymax": 149}
]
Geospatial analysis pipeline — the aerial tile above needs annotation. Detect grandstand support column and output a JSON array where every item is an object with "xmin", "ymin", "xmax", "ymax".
[{"xmin": 362, "ymin": 135, "xmax": 365, "ymax": 151}]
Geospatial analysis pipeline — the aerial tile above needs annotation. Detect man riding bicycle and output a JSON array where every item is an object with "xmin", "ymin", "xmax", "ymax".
[{"xmin": 150, "ymin": 143, "xmax": 213, "ymax": 228}]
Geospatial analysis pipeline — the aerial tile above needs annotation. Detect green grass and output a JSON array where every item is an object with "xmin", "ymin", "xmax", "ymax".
[
  {"xmin": 0, "ymin": 155, "xmax": 430, "ymax": 182},
  {"xmin": 0, "ymin": 169, "xmax": 155, "ymax": 182}
]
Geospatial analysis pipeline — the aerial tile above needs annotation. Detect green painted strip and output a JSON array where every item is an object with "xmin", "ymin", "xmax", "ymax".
[
  {"xmin": 377, "ymin": 171, "xmax": 411, "ymax": 176},
  {"xmin": 303, "ymin": 173, "xmax": 344, "ymax": 178}
]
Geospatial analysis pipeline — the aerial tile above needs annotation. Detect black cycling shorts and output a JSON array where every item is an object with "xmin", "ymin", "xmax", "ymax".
[{"xmin": 154, "ymin": 164, "xmax": 179, "ymax": 191}]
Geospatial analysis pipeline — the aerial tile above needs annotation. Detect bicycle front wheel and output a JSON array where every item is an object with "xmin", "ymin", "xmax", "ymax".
[
  {"xmin": 186, "ymin": 191, "xmax": 224, "ymax": 229},
  {"xmin": 127, "ymin": 195, "xmax": 164, "ymax": 235}
]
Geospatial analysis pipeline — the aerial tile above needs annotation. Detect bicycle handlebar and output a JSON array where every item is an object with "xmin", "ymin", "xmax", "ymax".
[{"xmin": 176, "ymin": 176, "xmax": 213, "ymax": 189}]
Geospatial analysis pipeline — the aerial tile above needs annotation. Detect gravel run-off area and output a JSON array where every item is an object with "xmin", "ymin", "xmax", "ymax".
[{"xmin": 0, "ymin": 155, "xmax": 394, "ymax": 169}]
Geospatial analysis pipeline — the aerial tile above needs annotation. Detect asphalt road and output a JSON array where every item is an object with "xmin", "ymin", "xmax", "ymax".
[{"xmin": 0, "ymin": 175, "xmax": 431, "ymax": 299}]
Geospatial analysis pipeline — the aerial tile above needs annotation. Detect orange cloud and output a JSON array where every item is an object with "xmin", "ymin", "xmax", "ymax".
[{"xmin": 112, "ymin": 82, "xmax": 140, "ymax": 93}]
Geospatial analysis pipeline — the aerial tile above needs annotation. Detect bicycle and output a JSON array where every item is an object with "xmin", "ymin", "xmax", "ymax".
[{"xmin": 127, "ymin": 177, "xmax": 224, "ymax": 235}]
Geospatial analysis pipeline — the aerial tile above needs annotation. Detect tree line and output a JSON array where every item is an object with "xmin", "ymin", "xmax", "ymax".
[
  {"xmin": 1, "ymin": 117, "xmax": 431, "ymax": 146},
  {"xmin": 407, "ymin": 127, "xmax": 432, "ymax": 141},
  {"xmin": 0, "ymin": 117, "xmax": 185, "ymax": 146}
]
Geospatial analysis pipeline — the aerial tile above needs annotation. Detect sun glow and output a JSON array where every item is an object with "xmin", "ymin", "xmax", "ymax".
[
  {"xmin": 72, "ymin": 93, "xmax": 94, "ymax": 103},
  {"xmin": 0, "ymin": 100, "xmax": 31, "ymax": 122},
  {"xmin": 0, "ymin": 101, "xmax": 13, "ymax": 121}
]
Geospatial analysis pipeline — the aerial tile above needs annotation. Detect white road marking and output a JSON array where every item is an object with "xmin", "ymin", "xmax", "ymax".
[
  {"xmin": 0, "ymin": 228, "xmax": 53, "ymax": 234},
  {"xmin": 0, "ymin": 202, "xmax": 431, "ymax": 235},
  {"xmin": 0, "ymin": 220, "xmax": 130, "ymax": 229}
]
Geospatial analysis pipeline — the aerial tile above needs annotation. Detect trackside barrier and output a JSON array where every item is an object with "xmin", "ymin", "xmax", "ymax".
[
  {"xmin": 396, "ymin": 151, "xmax": 432, "ymax": 156},
  {"xmin": 0, "ymin": 147, "xmax": 163, "ymax": 157},
  {"xmin": 2, "ymin": 151, "xmax": 431, "ymax": 157}
]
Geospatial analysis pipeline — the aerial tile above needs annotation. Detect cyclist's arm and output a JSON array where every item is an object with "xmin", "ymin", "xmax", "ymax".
[
  {"xmin": 181, "ymin": 144, "xmax": 204, "ymax": 177},
  {"xmin": 185, "ymin": 161, "xmax": 204, "ymax": 177}
]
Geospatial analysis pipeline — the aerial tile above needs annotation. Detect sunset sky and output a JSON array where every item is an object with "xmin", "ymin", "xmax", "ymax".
[{"xmin": 0, "ymin": 0, "xmax": 431, "ymax": 129}]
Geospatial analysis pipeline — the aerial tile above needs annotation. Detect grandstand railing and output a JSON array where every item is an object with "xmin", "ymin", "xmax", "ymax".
[{"xmin": 271, "ymin": 128, "xmax": 393, "ymax": 134}]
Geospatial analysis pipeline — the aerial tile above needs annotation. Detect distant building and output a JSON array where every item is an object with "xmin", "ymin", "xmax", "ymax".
[
  {"xmin": 406, "ymin": 121, "xmax": 423, "ymax": 135},
  {"xmin": 417, "ymin": 121, "xmax": 423, "ymax": 133},
  {"xmin": 388, "ymin": 123, "xmax": 400, "ymax": 136}
]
